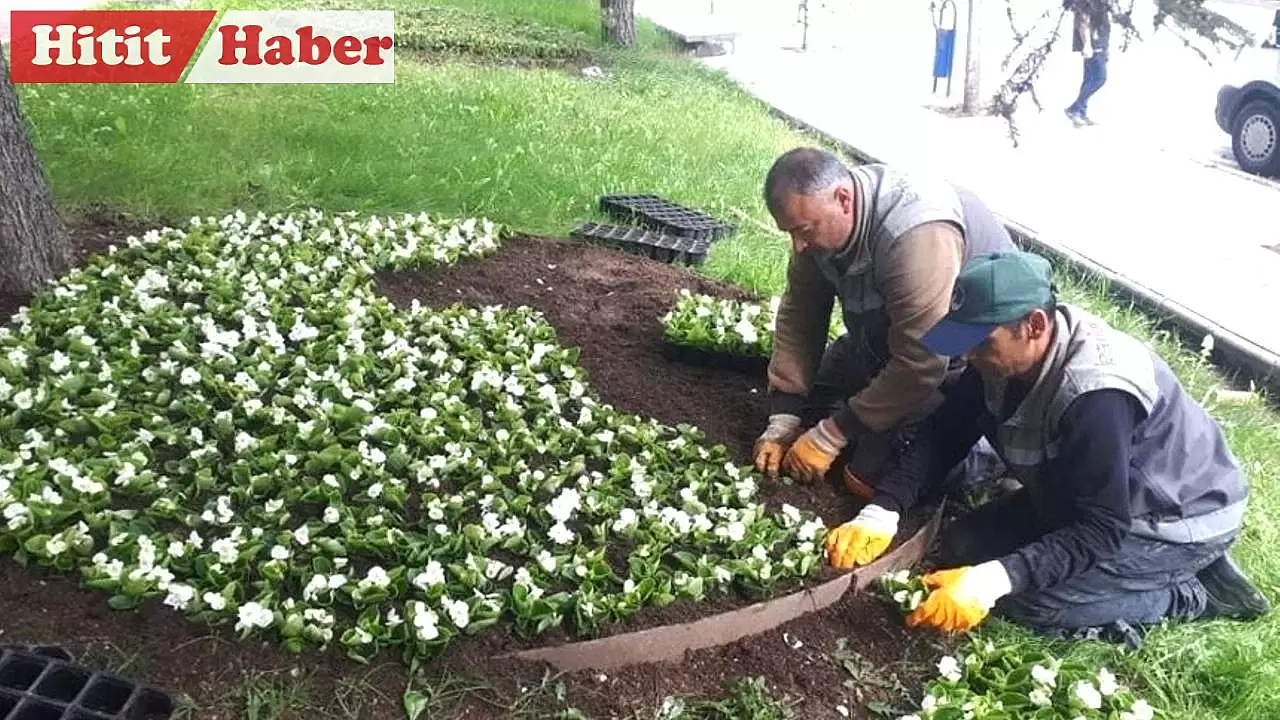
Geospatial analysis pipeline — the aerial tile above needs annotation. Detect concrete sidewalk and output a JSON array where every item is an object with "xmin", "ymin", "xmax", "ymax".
[
  {"xmin": 632, "ymin": 0, "xmax": 1280, "ymax": 381},
  {"xmin": 705, "ymin": 47, "xmax": 1280, "ymax": 379}
]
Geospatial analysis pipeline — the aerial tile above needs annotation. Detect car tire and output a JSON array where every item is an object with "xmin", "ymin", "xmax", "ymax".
[{"xmin": 1231, "ymin": 99, "xmax": 1280, "ymax": 177}]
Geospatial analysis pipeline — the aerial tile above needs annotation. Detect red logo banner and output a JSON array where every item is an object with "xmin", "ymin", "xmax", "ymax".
[{"xmin": 8, "ymin": 10, "xmax": 218, "ymax": 83}]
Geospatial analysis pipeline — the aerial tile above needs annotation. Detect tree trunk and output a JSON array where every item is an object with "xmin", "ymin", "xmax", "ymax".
[
  {"xmin": 600, "ymin": 0, "xmax": 637, "ymax": 47},
  {"xmin": 962, "ymin": 0, "xmax": 983, "ymax": 114},
  {"xmin": 0, "ymin": 52, "xmax": 72, "ymax": 297}
]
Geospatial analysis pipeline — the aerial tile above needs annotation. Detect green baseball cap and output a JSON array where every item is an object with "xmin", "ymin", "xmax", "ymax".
[{"xmin": 922, "ymin": 251, "xmax": 1056, "ymax": 357}]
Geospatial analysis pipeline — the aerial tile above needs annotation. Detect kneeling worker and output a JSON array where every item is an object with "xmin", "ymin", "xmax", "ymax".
[
  {"xmin": 753, "ymin": 147, "xmax": 1014, "ymax": 494},
  {"xmin": 827, "ymin": 250, "xmax": 1269, "ymax": 636}
]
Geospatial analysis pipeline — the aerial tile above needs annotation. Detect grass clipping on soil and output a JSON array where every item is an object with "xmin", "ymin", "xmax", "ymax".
[{"xmin": 0, "ymin": 210, "xmax": 827, "ymax": 666}]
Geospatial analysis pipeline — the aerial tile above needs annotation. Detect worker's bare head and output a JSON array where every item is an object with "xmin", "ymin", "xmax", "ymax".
[{"xmin": 763, "ymin": 147, "xmax": 856, "ymax": 254}]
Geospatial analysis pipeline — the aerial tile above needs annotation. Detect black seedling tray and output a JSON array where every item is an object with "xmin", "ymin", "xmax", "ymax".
[
  {"xmin": 0, "ymin": 649, "xmax": 71, "ymax": 664},
  {"xmin": 571, "ymin": 222, "xmax": 710, "ymax": 266},
  {"xmin": 599, "ymin": 195, "xmax": 736, "ymax": 241},
  {"xmin": 0, "ymin": 648, "xmax": 173, "ymax": 719},
  {"xmin": 661, "ymin": 340, "xmax": 770, "ymax": 375}
]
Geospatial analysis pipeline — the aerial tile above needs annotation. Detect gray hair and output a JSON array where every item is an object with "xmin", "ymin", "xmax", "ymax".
[{"xmin": 763, "ymin": 147, "xmax": 850, "ymax": 215}]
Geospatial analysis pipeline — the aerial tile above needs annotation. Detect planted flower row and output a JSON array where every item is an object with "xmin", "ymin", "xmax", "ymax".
[
  {"xmin": 659, "ymin": 290, "xmax": 843, "ymax": 361},
  {"xmin": 877, "ymin": 572, "xmax": 1160, "ymax": 720},
  {"xmin": 0, "ymin": 209, "xmax": 827, "ymax": 664},
  {"xmin": 660, "ymin": 290, "xmax": 779, "ymax": 358}
]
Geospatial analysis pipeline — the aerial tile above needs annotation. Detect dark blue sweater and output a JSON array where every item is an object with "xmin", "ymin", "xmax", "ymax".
[{"xmin": 873, "ymin": 366, "xmax": 1146, "ymax": 594}]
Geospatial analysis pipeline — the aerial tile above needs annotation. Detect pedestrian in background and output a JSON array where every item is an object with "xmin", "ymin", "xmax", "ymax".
[{"xmin": 1065, "ymin": 0, "xmax": 1110, "ymax": 127}]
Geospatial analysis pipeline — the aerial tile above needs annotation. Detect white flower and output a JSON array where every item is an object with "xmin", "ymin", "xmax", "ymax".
[
  {"xmin": 360, "ymin": 566, "xmax": 390, "ymax": 589},
  {"xmin": 547, "ymin": 487, "xmax": 581, "ymax": 523},
  {"xmin": 1032, "ymin": 663, "xmax": 1058, "ymax": 688},
  {"xmin": 234, "ymin": 601, "xmax": 275, "ymax": 632},
  {"xmin": 323, "ymin": 506, "xmax": 341, "ymax": 524},
  {"xmin": 179, "ymin": 367, "xmax": 202, "ymax": 386},
  {"xmin": 936, "ymin": 655, "xmax": 962, "ymax": 683},
  {"xmin": 163, "ymin": 583, "xmax": 196, "ymax": 611},
  {"xmin": 11, "ymin": 388, "xmax": 33, "ymax": 410},
  {"xmin": 1122, "ymin": 699, "xmax": 1155, "ymax": 720},
  {"xmin": 293, "ymin": 525, "xmax": 310, "ymax": 545},
  {"xmin": 549, "ymin": 522, "xmax": 575, "ymax": 545},
  {"xmin": 733, "ymin": 318, "xmax": 758, "ymax": 344},
  {"xmin": 1097, "ymin": 667, "xmax": 1118, "ymax": 696},
  {"xmin": 413, "ymin": 603, "xmax": 441, "ymax": 641},
  {"xmin": 270, "ymin": 545, "xmax": 290, "ymax": 561},
  {"xmin": 537, "ymin": 550, "xmax": 557, "ymax": 574},
  {"xmin": 203, "ymin": 592, "xmax": 227, "ymax": 611},
  {"xmin": 1029, "ymin": 687, "xmax": 1052, "ymax": 707},
  {"xmin": 1072, "ymin": 680, "xmax": 1103, "ymax": 710},
  {"xmin": 414, "ymin": 560, "xmax": 446, "ymax": 589},
  {"xmin": 443, "ymin": 597, "xmax": 470, "ymax": 628}
]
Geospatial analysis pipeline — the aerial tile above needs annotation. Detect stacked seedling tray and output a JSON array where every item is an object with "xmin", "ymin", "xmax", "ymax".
[
  {"xmin": 570, "ymin": 193, "xmax": 736, "ymax": 266},
  {"xmin": 570, "ymin": 222, "xmax": 711, "ymax": 266},
  {"xmin": 0, "ymin": 647, "xmax": 174, "ymax": 719},
  {"xmin": 598, "ymin": 194, "xmax": 736, "ymax": 241}
]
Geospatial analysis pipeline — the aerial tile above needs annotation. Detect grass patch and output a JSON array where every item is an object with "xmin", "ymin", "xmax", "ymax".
[{"xmin": 16, "ymin": 1, "xmax": 1280, "ymax": 719}]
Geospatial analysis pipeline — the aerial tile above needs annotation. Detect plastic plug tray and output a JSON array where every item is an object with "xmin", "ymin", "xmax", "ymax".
[
  {"xmin": 0, "ymin": 648, "xmax": 173, "ymax": 719},
  {"xmin": 598, "ymin": 195, "xmax": 736, "ymax": 241}
]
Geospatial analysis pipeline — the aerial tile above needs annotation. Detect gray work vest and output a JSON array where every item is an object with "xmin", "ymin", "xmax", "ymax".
[
  {"xmin": 984, "ymin": 304, "xmax": 1248, "ymax": 544},
  {"xmin": 810, "ymin": 164, "xmax": 1016, "ymax": 368}
]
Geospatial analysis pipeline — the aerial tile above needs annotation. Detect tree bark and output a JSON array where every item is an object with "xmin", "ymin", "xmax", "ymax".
[
  {"xmin": 0, "ymin": 52, "xmax": 72, "ymax": 297},
  {"xmin": 962, "ymin": 0, "xmax": 983, "ymax": 114},
  {"xmin": 600, "ymin": 0, "xmax": 637, "ymax": 47}
]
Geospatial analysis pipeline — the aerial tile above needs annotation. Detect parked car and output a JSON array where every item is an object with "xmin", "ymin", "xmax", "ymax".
[{"xmin": 1215, "ymin": 9, "xmax": 1280, "ymax": 176}]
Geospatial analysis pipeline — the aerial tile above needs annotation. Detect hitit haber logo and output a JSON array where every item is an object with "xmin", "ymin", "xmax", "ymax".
[{"xmin": 7, "ymin": 10, "xmax": 396, "ymax": 84}]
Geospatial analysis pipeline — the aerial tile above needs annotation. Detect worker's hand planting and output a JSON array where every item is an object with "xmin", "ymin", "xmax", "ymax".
[
  {"xmin": 825, "ymin": 504, "xmax": 898, "ymax": 569},
  {"xmin": 781, "ymin": 418, "xmax": 845, "ymax": 484},
  {"xmin": 753, "ymin": 413, "xmax": 803, "ymax": 479},
  {"xmin": 906, "ymin": 562, "xmax": 1012, "ymax": 634}
]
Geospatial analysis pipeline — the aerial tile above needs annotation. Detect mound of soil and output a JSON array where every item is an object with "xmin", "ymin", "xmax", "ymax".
[
  {"xmin": 0, "ymin": 226, "xmax": 947, "ymax": 719},
  {"xmin": 378, "ymin": 233, "xmax": 937, "ymax": 644}
]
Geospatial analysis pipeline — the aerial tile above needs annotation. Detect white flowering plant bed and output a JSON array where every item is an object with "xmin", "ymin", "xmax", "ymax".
[
  {"xmin": 875, "ymin": 574, "xmax": 1161, "ymax": 720},
  {"xmin": 660, "ymin": 290, "xmax": 779, "ymax": 359},
  {"xmin": 659, "ymin": 290, "xmax": 845, "ymax": 369},
  {"xmin": 0, "ymin": 209, "xmax": 828, "ymax": 664},
  {"xmin": 901, "ymin": 641, "xmax": 1160, "ymax": 720}
]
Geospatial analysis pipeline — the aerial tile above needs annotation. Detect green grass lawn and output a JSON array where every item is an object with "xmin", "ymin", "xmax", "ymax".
[{"xmin": 16, "ymin": 1, "xmax": 1280, "ymax": 718}]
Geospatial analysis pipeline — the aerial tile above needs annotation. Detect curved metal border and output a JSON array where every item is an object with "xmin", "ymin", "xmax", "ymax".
[{"xmin": 498, "ymin": 502, "xmax": 944, "ymax": 672}]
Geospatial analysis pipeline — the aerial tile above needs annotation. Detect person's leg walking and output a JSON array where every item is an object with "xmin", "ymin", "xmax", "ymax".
[{"xmin": 1066, "ymin": 54, "xmax": 1107, "ymax": 123}]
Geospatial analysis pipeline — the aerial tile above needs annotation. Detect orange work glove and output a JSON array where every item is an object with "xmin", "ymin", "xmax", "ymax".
[
  {"xmin": 824, "ymin": 504, "xmax": 899, "ymax": 570},
  {"xmin": 906, "ymin": 561, "xmax": 1012, "ymax": 634},
  {"xmin": 781, "ymin": 418, "xmax": 846, "ymax": 484},
  {"xmin": 752, "ymin": 414, "xmax": 803, "ymax": 479}
]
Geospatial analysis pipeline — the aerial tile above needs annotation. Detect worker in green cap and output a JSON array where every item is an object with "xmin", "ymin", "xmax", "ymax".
[{"xmin": 824, "ymin": 250, "xmax": 1269, "ymax": 640}]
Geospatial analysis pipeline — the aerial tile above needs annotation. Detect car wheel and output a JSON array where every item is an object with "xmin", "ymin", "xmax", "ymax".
[{"xmin": 1232, "ymin": 99, "xmax": 1280, "ymax": 177}]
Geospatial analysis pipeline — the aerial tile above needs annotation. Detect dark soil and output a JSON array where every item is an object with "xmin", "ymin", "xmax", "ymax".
[
  {"xmin": 0, "ymin": 224, "xmax": 948, "ymax": 719},
  {"xmin": 562, "ymin": 592, "xmax": 952, "ymax": 720},
  {"xmin": 377, "ymin": 232, "xmax": 939, "ymax": 646}
]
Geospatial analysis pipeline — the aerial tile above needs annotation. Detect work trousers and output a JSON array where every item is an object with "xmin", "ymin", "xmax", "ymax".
[{"xmin": 937, "ymin": 490, "xmax": 1228, "ymax": 633}]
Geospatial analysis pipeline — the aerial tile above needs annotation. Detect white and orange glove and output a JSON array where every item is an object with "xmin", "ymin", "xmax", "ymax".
[
  {"xmin": 825, "ymin": 504, "xmax": 899, "ymax": 570},
  {"xmin": 906, "ymin": 561, "xmax": 1012, "ymax": 634},
  {"xmin": 753, "ymin": 414, "xmax": 803, "ymax": 479},
  {"xmin": 781, "ymin": 418, "xmax": 847, "ymax": 484}
]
